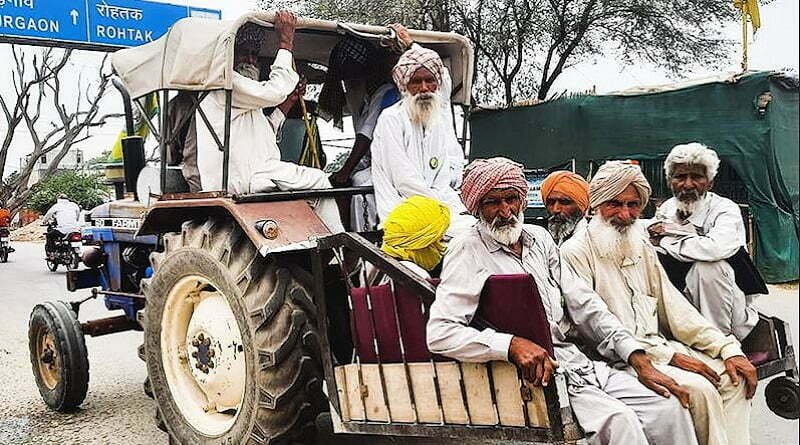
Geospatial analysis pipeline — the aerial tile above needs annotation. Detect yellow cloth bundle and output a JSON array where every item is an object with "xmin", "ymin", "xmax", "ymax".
[{"xmin": 381, "ymin": 196, "xmax": 451, "ymax": 271}]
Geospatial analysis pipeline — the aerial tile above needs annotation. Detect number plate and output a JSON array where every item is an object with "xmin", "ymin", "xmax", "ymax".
[
  {"xmin": 71, "ymin": 241, "xmax": 82, "ymax": 248},
  {"xmin": 0, "ymin": 237, "xmax": 9, "ymax": 242}
]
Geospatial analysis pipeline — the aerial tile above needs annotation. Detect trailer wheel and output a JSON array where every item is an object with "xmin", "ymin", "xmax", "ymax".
[
  {"xmin": 28, "ymin": 301, "xmax": 90, "ymax": 412},
  {"xmin": 765, "ymin": 376, "xmax": 800, "ymax": 420},
  {"xmin": 142, "ymin": 217, "xmax": 324, "ymax": 445}
]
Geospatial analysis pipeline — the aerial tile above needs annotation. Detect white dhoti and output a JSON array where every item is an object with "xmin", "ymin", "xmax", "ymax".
[
  {"xmin": 570, "ymin": 362, "xmax": 697, "ymax": 445},
  {"xmin": 255, "ymin": 160, "xmax": 345, "ymax": 234},
  {"xmin": 350, "ymin": 168, "xmax": 377, "ymax": 232},
  {"xmin": 684, "ymin": 261, "xmax": 759, "ymax": 341},
  {"xmin": 657, "ymin": 342, "xmax": 750, "ymax": 445}
]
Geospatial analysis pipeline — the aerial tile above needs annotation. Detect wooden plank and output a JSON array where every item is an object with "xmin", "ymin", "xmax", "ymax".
[
  {"xmin": 460, "ymin": 362, "xmax": 498, "ymax": 425},
  {"xmin": 525, "ymin": 381, "xmax": 550, "ymax": 427},
  {"xmin": 360, "ymin": 364, "xmax": 391, "ymax": 421},
  {"xmin": 334, "ymin": 366, "xmax": 351, "ymax": 422},
  {"xmin": 382, "ymin": 364, "xmax": 416, "ymax": 423},
  {"xmin": 408, "ymin": 362, "xmax": 443, "ymax": 424},
  {"xmin": 434, "ymin": 362, "xmax": 469, "ymax": 424},
  {"xmin": 491, "ymin": 361, "xmax": 526, "ymax": 426},
  {"xmin": 343, "ymin": 364, "xmax": 366, "ymax": 421}
]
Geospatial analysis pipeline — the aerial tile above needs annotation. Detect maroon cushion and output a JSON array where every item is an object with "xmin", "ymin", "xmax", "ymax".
[
  {"xmin": 476, "ymin": 274, "xmax": 555, "ymax": 357},
  {"xmin": 746, "ymin": 351, "xmax": 770, "ymax": 366}
]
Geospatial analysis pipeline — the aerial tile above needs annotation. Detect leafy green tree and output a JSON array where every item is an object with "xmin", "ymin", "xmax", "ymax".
[{"xmin": 26, "ymin": 171, "xmax": 109, "ymax": 213}]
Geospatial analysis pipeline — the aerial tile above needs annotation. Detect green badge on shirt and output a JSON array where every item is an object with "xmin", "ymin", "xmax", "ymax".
[{"xmin": 429, "ymin": 157, "xmax": 439, "ymax": 169}]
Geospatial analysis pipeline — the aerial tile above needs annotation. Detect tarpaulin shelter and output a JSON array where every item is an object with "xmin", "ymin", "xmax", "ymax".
[{"xmin": 470, "ymin": 71, "xmax": 799, "ymax": 283}]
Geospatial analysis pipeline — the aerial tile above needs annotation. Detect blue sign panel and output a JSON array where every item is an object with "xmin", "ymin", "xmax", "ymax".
[{"xmin": 0, "ymin": 0, "xmax": 220, "ymax": 49}]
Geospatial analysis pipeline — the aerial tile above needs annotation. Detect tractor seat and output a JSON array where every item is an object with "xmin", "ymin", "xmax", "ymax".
[{"xmin": 349, "ymin": 274, "xmax": 554, "ymax": 364}]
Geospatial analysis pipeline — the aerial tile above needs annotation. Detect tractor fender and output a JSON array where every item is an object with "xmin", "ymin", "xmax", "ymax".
[{"xmin": 137, "ymin": 196, "xmax": 331, "ymax": 256}]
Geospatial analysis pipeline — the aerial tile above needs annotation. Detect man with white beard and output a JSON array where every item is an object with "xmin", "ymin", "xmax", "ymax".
[
  {"xmin": 370, "ymin": 45, "xmax": 474, "ymax": 237},
  {"xmin": 649, "ymin": 143, "xmax": 760, "ymax": 341},
  {"xmin": 195, "ymin": 11, "xmax": 344, "ymax": 233},
  {"xmin": 427, "ymin": 157, "xmax": 698, "ymax": 445},
  {"xmin": 560, "ymin": 161, "xmax": 757, "ymax": 445}
]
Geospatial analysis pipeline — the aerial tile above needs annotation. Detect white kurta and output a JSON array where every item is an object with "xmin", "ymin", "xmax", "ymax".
[
  {"xmin": 655, "ymin": 193, "xmax": 758, "ymax": 339},
  {"xmin": 196, "ymin": 49, "xmax": 343, "ymax": 233},
  {"xmin": 370, "ymin": 102, "xmax": 474, "ymax": 237},
  {"xmin": 43, "ymin": 199, "xmax": 81, "ymax": 233},
  {"xmin": 427, "ymin": 224, "xmax": 696, "ymax": 445},
  {"xmin": 561, "ymin": 226, "xmax": 751, "ymax": 445}
]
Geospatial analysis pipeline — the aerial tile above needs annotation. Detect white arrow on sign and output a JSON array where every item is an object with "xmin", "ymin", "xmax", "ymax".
[{"xmin": 70, "ymin": 9, "xmax": 79, "ymax": 25}]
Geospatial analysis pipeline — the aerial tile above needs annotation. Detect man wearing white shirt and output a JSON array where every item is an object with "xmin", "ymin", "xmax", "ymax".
[
  {"xmin": 370, "ymin": 44, "xmax": 473, "ymax": 237},
  {"xmin": 649, "ymin": 143, "xmax": 759, "ymax": 341},
  {"xmin": 43, "ymin": 194, "xmax": 81, "ymax": 254},
  {"xmin": 195, "ymin": 11, "xmax": 344, "ymax": 233}
]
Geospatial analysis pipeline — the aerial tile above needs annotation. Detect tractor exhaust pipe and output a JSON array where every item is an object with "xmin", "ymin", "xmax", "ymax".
[{"xmin": 112, "ymin": 78, "xmax": 145, "ymax": 201}]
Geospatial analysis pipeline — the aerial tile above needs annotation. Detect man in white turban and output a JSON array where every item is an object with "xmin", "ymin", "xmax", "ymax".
[
  {"xmin": 370, "ymin": 43, "xmax": 475, "ymax": 237},
  {"xmin": 561, "ymin": 160, "xmax": 757, "ymax": 445},
  {"xmin": 649, "ymin": 143, "xmax": 761, "ymax": 341}
]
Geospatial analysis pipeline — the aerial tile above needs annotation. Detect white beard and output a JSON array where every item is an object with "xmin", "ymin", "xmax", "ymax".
[
  {"xmin": 674, "ymin": 192, "xmax": 706, "ymax": 218},
  {"xmin": 479, "ymin": 208, "xmax": 525, "ymax": 246},
  {"xmin": 403, "ymin": 91, "xmax": 442, "ymax": 127},
  {"xmin": 547, "ymin": 214, "xmax": 582, "ymax": 244},
  {"xmin": 587, "ymin": 215, "xmax": 645, "ymax": 262},
  {"xmin": 234, "ymin": 63, "xmax": 260, "ymax": 80}
]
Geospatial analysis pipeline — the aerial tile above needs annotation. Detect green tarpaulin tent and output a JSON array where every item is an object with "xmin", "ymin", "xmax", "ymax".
[{"xmin": 470, "ymin": 71, "xmax": 799, "ymax": 283}]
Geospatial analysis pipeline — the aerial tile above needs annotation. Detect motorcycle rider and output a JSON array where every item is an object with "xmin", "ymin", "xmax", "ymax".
[
  {"xmin": 0, "ymin": 201, "xmax": 13, "ymax": 255},
  {"xmin": 42, "ymin": 194, "xmax": 81, "ymax": 256}
]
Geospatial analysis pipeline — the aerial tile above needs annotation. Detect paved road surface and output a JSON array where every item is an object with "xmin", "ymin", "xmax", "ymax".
[{"xmin": 1, "ymin": 242, "xmax": 797, "ymax": 444}]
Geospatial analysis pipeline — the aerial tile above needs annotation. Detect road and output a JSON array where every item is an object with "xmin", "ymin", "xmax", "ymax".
[{"xmin": 1, "ymin": 241, "xmax": 798, "ymax": 445}]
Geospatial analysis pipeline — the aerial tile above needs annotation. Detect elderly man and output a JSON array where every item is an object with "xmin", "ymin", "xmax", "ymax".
[
  {"xmin": 195, "ymin": 11, "xmax": 344, "ymax": 233},
  {"xmin": 561, "ymin": 161, "xmax": 757, "ymax": 445},
  {"xmin": 427, "ymin": 157, "xmax": 697, "ymax": 445},
  {"xmin": 541, "ymin": 171, "xmax": 590, "ymax": 245},
  {"xmin": 371, "ymin": 45, "xmax": 474, "ymax": 237},
  {"xmin": 649, "ymin": 143, "xmax": 760, "ymax": 340}
]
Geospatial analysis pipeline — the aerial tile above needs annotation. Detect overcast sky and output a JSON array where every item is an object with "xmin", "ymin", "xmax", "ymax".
[{"xmin": 1, "ymin": 0, "xmax": 797, "ymax": 176}]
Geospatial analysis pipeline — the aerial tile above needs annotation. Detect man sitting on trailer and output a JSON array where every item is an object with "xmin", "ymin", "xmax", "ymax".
[
  {"xmin": 541, "ymin": 170, "xmax": 590, "ymax": 246},
  {"xmin": 427, "ymin": 157, "xmax": 698, "ymax": 445},
  {"xmin": 649, "ymin": 143, "xmax": 761, "ymax": 341},
  {"xmin": 370, "ymin": 44, "xmax": 475, "ymax": 237},
  {"xmin": 561, "ymin": 160, "xmax": 757, "ymax": 445},
  {"xmin": 379, "ymin": 195, "xmax": 450, "ymax": 278},
  {"xmin": 195, "ymin": 11, "xmax": 344, "ymax": 233}
]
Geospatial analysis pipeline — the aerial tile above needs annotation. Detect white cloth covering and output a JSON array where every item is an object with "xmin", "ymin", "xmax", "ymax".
[
  {"xmin": 43, "ymin": 199, "xmax": 81, "ymax": 233},
  {"xmin": 196, "ymin": 49, "xmax": 343, "ymax": 233},
  {"xmin": 370, "ymin": 97, "xmax": 473, "ymax": 237},
  {"xmin": 427, "ymin": 224, "xmax": 696, "ymax": 445}
]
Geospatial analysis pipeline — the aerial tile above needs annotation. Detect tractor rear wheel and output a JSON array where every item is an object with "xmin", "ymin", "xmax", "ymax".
[{"xmin": 142, "ymin": 217, "xmax": 324, "ymax": 444}]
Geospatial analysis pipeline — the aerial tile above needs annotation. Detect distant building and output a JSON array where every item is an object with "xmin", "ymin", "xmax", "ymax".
[{"xmin": 21, "ymin": 148, "xmax": 87, "ymax": 186}]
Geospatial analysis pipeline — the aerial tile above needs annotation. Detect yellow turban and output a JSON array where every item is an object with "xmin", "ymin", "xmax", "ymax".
[
  {"xmin": 540, "ymin": 171, "xmax": 590, "ymax": 213},
  {"xmin": 381, "ymin": 196, "xmax": 450, "ymax": 271}
]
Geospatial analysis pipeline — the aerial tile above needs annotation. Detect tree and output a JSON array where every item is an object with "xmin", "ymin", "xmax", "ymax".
[
  {"xmin": 0, "ymin": 46, "xmax": 113, "ymax": 214},
  {"xmin": 297, "ymin": 0, "xmax": 737, "ymax": 106},
  {"xmin": 26, "ymin": 171, "xmax": 109, "ymax": 213}
]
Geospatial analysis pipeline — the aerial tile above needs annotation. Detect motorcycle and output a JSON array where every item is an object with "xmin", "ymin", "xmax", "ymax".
[
  {"xmin": 0, "ymin": 227, "xmax": 12, "ymax": 263},
  {"xmin": 43, "ymin": 223, "xmax": 82, "ymax": 271}
]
